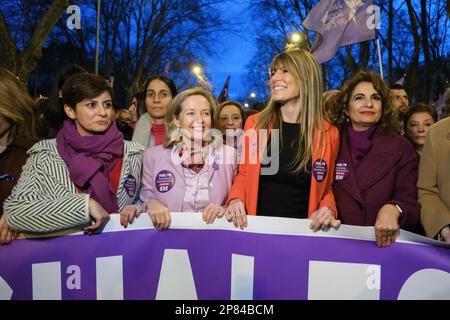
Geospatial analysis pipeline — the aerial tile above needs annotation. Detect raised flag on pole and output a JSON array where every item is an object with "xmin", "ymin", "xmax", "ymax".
[
  {"xmin": 217, "ymin": 76, "xmax": 231, "ymax": 103},
  {"xmin": 164, "ymin": 60, "xmax": 170, "ymax": 76},
  {"xmin": 394, "ymin": 77, "xmax": 405, "ymax": 86},
  {"xmin": 302, "ymin": 0, "xmax": 376, "ymax": 64},
  {"xmin": 435, "ymin": 88, "xmax": 450, "ymax": 119}
]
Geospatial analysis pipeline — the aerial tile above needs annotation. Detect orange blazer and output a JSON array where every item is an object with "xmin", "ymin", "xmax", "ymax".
[{"xmin": 227, "ymin": 114, "xmax": 340, "ymax": 218}]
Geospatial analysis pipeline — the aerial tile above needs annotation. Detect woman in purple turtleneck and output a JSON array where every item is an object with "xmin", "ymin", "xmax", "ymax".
[
  {"xmin": 329, "ymin": 70, "xmax": 421, "ymax": 248},
  {"xmin": 4, "ymin": 73, "xmax": 144, "ymax": 237}
]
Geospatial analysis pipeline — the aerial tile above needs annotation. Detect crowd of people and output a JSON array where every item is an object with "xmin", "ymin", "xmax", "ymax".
[{"xmin": 1, "ymin": 48, "xmax": 449, "ymax": 247}]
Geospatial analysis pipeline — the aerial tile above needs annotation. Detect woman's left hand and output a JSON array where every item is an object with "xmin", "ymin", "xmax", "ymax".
[
  {"xmin": 310, "ymin": 206, "xmax": 341, "ymax": 232},
  {"xmin": 119, "ymin": 205, "xmax": 142, "ymax": 228},
  {"xmin": 374, "ymin": 204, "xmax": 400, "ymax": 248},
  {"xmin": 202, "ymin": 203, "xmax": 225, "ymax": 225}
]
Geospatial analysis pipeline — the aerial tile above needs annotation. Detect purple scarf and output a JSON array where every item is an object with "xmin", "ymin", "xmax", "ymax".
[
  {"xmin": 347, "ymin": 124, "xmax": 377, "ymax": 168},
  {"xmin": 56, "ymin": 120, "xmax": 124, "ymax": 213}
]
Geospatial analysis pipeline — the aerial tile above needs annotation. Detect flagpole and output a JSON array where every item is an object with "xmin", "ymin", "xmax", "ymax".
[
  {"xmin": 376, "ymin": 38, "xmax": 384, "ymax": 80},
  {"xmin": 95, "ymin": 0, "xmax": 101, "ymax": 75}
]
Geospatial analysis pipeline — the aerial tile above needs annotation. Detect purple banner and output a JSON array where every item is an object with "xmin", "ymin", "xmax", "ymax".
[{"xmin": 0, "ymin": 214, "xmax": 449, "ymax": 300}]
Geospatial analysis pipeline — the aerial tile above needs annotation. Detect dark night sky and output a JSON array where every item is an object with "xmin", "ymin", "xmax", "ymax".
[{"xmin": 205, "ymin": 1, "xmax": 257, "ymax": 100}]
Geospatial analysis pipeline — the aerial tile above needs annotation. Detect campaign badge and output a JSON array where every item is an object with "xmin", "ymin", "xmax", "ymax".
[
  {"xmin": 313, "ymin": 160, "xmax": 327, "ymax": 182},
  {"xmin": 124, "ymin": 174, "xmax": 137, "ymax": 197},
  {"xmin": 155, "ymin": 170, "xmax": 176, "ymax": 193},
  {"xmin": 335, "ymin": 161, "xmax": 349, "ymax": 181}
]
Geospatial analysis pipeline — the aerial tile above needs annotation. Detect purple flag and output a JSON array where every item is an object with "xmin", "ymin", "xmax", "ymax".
[
  {"xmin": 394, "ymin": 77, "xmax": 405, "ymax": 86},
  {"xmin": 302, "ymin": 0, "xmax": 376, "ymax": 64},
  {"xmin": 434, "ymin": 88, "xmax": 449, "ymax": 119},
  {"xmin": 217, "ymin": 76, "xmax": 230, "ymax": 103},
  {"xmin": 164, "ymin": 60, "xmax": 170, "ymax": 76}
]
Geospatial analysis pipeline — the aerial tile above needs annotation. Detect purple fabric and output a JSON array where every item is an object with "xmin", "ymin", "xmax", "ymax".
[
  {"xmin": 0, "ymin": 227, "xmax": 449, "ymax": 300},
  {"xmin": 140, "ymin": 145, "xmax": 237, "ymax": 212},
  {"xmin": 302, "ymin": 0, "xmax": 376, "ymax": 64},
  {"xmin": 56, "ymin": 120, "xmax": 124, "ymax": 213},
  {"xmin": 334, "ymin": 130, "xmax": 420, "ymax": 230},
  {"xmin": 434, "ymin": 90, "xmax": 448, "ymax": 119},
  {"xmin": 347, "ymin": 124, "xmax": 377, "ymax": 168}
]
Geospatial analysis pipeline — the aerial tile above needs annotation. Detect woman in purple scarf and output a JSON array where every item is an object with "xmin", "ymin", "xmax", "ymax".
[
  {"xmin": 4, "ymin": 73, "xmax": 144, "ymax": 235},
  {"xmin": 329, "ymin": 70, "xmax": 421, "ymax": 248}
]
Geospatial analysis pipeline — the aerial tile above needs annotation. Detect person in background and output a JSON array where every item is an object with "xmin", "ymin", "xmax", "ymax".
[
  {"xmin": 323, "ymin": 89, "xmax": 340, "ymax": 119},
  {"xmin": 215, "ymin": 100, "xmax": 245, "ymax": 161},
  {"xmin": 439, "ymin": 88, "xmax": 450, "ymax": 120},
  {"xmin": 0, "ymin": 68, "xmax": 40, "ymax": 244},
  {"xmin": 390, "ymin": 83, "xmax": 409, "ymax": 135},
  {"xmin": 4, "ymin": 73, "xmax": 144, "ymax": 236},
  {"xmin": 330, "ymin": 70, "xmax": 420, "ymax": 247},
  {"xmin": 132, "ymin": 75, "xmax": 177, "ymax": 148},
  {"xmin": 134, "ymin": 87, "xmax": 237, "ymax": 230},
  {"xmin": 226, "ymin": 49, "xmax": 341, "ymax": 231},
  {"xmin": 41, "ymin": 64, "xmax": 88, "ymax": 138},
  {"xmin": 403, "ymin": 103, "xmax": 437, "ymax": 157},
  {"xmin": 418, "ymin": 116, "xmax": 450, "ymax": 244},
  {"xmin": 117, "ymin": 91, "xmax": 145, "ymax": 140}
]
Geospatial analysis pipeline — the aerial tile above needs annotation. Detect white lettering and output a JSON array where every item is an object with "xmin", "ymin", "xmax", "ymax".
[
  {"xmin": 231, "ymin": 254, "xmax": 254, "ymax": 300},
  {"xmin": 308, "ymin": 261, "xmax": 380, "ymax": 300},
  {"xmin": 96, "ymin": 256, "xmax": 123, "ymax": 300},
  {"xmin": 156, "ymin": 249, "xmax": 197, "ymax": 299},
  {"xmin": 0, "ymin": 276, "xmax": 13, "ymax": 300},
  {"xmin": 32, "ymin": 261, "xmax": 61, "ymax": 300}
]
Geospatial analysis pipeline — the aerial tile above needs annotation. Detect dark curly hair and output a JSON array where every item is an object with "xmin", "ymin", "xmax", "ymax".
[{"xmin": 329, "ymin": 70, "xmax": 399, "ymax": 133}]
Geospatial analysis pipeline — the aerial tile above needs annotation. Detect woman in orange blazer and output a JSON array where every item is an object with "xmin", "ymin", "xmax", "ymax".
[{"xmin": 225, "ymin": 49, "xmax": 340, "ymax": 230}]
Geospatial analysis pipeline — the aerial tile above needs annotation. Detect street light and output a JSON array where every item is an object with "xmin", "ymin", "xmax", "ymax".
[
  {"xmin": 250, "ymin": 92, "xmax": 256, "ymax": 99},
  {"xmin": 286, "ymin": 32, "xmax": 305, "ymax": 51},
  {"xmin": 192, "ymin": 65, "xmax": 202, "ymax": 76},
  {"xmin": 291, "ymin": 32, "xmax": 302, "ymax": 44},
  {"xmin": 191, "ymin": 64, "xmax": 212, "ymax": 90}
]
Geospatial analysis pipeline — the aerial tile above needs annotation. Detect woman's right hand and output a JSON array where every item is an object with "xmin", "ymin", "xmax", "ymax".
[
  {"xmin": 0, "ymin": 214, "xmax": 19, "ymax": 245},
  {"xmin": 225, "ymin": 199, "xmax": 248, "ymax": 230},
  {"xmin": 146, "ymin": 200, "xmax": 171, "ymax": 230},
  {"xmin": 85, "ymin": 198, "xmax": 110, "ymax": 235}
]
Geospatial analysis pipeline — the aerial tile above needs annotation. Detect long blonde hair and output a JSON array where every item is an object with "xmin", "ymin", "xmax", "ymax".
[
  {"xmin": 0, "ymin": 68, "xmax": 39, "ymax": 143},
  {"xmin": 256, "ymin": 49, "xmax": 324, "ymax": 173}
]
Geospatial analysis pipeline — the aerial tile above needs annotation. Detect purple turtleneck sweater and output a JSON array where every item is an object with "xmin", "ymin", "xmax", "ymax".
[{"xmin": 347, "ymin": 125, "xmax": 377, "ymax": 168}]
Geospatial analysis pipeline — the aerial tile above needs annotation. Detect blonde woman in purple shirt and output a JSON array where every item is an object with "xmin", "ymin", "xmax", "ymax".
[{"xmin": 122, "ymin": 87, "xmax": 237, "ymax": 230}]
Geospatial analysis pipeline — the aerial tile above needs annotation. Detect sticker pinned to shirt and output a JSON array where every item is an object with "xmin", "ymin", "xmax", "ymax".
[
  {"xmin": 124, "ymin": 174, "xmax": 137, "ymax": 197},
  {"xmin": 155, "ymin": 170, "xmax": 176, "ymax": 193},
  {"xmin": 313, "ymin": 160, "xmax": 327, "ymax": 182},
  {"xmin": 335, "ymin": 161, "xmax": 350, "ymax": 181}
]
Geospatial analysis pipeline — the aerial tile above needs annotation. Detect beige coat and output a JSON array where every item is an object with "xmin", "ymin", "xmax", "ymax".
[{"xmin": 418, "ymin": 117, "xmax": 450, "ymax": 238}]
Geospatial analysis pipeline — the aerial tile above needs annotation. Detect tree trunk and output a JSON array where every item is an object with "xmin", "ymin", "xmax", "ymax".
[
  {"xmin": 420, "ymin": 0, "xmax": 431, "ymax": 102},
  {"xmin": 405, "ymin": 0, "xmax": 421, "ymax": 102},
  {"xmin": 0, "ymin": 0, "xmax": 68, "ymax": 81},
  {"xmin": 388, "ymin": 0, "xmax": 393, "ymax": 83}
]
